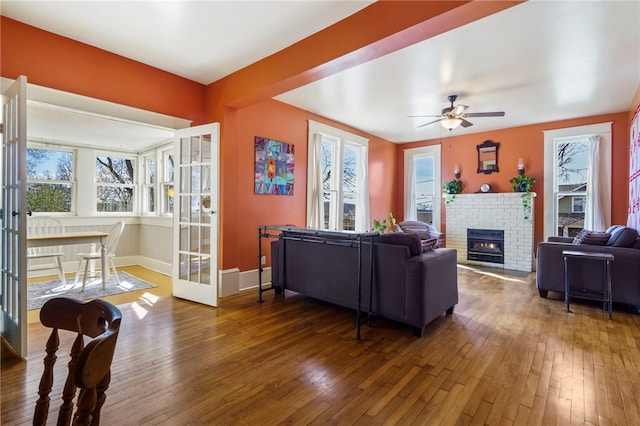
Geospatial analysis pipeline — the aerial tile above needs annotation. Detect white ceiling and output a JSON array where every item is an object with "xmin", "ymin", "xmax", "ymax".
[{"xmin": 2, "ymin": 1, "xmax": 639, "ymax": 147}]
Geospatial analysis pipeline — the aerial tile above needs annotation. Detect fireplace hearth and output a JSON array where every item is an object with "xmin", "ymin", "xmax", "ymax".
[{"xmin": 467, "ymin": 229, "xmax": 504, "ymax": 264}]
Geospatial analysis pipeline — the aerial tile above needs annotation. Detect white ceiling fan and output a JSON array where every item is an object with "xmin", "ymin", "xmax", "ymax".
[{"xmin": 410, "ymin": 95, "xmax": 505, "ymax": 131}]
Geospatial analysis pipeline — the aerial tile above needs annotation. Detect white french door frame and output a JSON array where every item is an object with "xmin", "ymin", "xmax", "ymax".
[
  {"xmin": 1, "ymin": 75, "xmax": 28, "ymax": 357},
  {"xmin": 172, "ymin": 123, "xmax": 219, "ymax": 307}
]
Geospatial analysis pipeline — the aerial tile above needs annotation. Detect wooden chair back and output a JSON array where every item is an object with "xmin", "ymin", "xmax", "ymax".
[
  {"xmin": 103, "ymin": 221, "xmax": 125, "ymax": 258},
  {"xmin": 33, "ymin": 297, "xmax": 122, "ymax": 426},
  {"xmin": 27, "ymin": 216, "xmax": 65, "ymax": 257}
]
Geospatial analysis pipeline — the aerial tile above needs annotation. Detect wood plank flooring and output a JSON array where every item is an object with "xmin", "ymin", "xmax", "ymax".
[{"xmin": 3, "ymin": 265, "xmax": 640, "ymax": 425}]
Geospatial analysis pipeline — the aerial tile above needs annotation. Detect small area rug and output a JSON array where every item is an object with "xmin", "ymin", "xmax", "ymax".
[{"xmin": 28, "ymin": 271, "xmax": 157, "ymax": 310}]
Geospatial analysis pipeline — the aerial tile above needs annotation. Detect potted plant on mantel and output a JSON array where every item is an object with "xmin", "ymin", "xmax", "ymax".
[
  {"xmin": 442, "ymin": 179, "xmax": 463, "ymax": 205},
  {"xmin": 509, "ymin": 174, "xmax": 536, "ymax": 221}
]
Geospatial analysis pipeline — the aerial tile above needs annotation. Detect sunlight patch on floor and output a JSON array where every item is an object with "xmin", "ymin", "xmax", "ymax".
[{"xmin": 457, "ymin": 264, "xmax": 528, "ymax": 283}]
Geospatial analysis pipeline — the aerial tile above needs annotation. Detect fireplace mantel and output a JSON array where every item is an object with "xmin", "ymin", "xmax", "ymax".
[{"xmin": 445, "ymin": 192, "xmax": 535, "ymax": 272}]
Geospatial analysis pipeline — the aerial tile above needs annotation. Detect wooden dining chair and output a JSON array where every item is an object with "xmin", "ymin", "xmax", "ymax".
[
  {"xmin": 33, "ymin": 297, "xmax": 122, "ymax": 426},
  {"xmin": 74, "ymin": 221, "xmax": 126, "ymax": 290},
  {"xmin": 27, "ymin": 216, "xmax": 67, "ymax": 283}
]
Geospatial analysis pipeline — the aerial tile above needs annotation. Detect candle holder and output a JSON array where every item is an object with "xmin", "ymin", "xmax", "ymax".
[{"xmin": 454, "ymin": 164, "xmax": 461, "ymax": 179}]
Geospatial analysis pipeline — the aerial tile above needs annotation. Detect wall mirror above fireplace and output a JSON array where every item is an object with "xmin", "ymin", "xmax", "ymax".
[{"xmin": 477, "ymin": 140, "xmax": 499, "ymax": 174}]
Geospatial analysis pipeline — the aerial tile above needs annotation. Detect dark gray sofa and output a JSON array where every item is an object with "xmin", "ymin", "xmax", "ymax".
[
  {"xmin": 270, "ymin": 230, "xmax": 458, "ymax": 336},
  {"xmin": 536, "ymin": 226, "xmax": 640, "ymax": 311}
]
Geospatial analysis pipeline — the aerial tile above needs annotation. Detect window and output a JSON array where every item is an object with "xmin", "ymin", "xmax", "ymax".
[
  {"xmin": 555, "ymin": 139, "xmax": 589, "ymax": 236},
  {"xmin": 307, "ymin": 120, "xmax": 369, "ymax": 232},
  {"xmin": 96, "ymin": 154, "xmax": 136, "ymax": 213},
  {"xmin": 404, "ymin": 146, "xmax": 441, "ymax": 225},
  {"xmin": 142, "ymin": 154, "xmax": 156, "ymax": 214},
  {"xmin": 543, "ymin": 122, "xmax": 612, "ymax": 239},
  {"xmin": 161, "ymin": 150, "xmax": 175, "ymax": 214},
  {"xmin": 26, "ymin": 147, "xmax": 74, "ymax": 213},
  {"xmin": 571, "ymin": 196, "xmax": 586, "ymax": 214}
]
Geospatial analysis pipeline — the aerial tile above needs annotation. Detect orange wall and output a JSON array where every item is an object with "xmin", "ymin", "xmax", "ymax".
[
  {"xmin": 0, "ymin": 17, "xmax": 206, "ymax": 124},
  {"xmin": 234, "ymin": 99, "xmax": 396, "ymax": 271},
  {"xmin": 398, "ymin": 112, "xmax": 630, "ymax": 248}
]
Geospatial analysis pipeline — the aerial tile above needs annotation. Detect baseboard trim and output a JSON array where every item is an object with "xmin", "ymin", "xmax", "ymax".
[{"xmin": 239, "ymin": 267, "xmax": 271, "ymax": 292}]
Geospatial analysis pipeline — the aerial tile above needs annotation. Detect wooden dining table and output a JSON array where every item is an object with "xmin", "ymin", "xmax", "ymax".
[{"xmin": 27, "ymin": 231, "xmax": 110, "ymax": 288}]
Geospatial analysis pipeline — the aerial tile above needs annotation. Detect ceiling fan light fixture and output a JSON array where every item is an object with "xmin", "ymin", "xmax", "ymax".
[{"xmin": 441, "ymin": 117, "xmax": 462, "ymax": 130}]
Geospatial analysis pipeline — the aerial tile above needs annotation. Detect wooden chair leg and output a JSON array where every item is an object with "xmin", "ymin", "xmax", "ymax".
[
  {"xmin": 82, "ymin": 260, "xmax": 90, "ymax": 291},
  {"xmin": 33, "ymin": 329, "xmax": 59, "ymax": 426},
  {"xmin": 74, "ymin": 259, "xmax": 84, "ymax": 286},
  {"xmin": 55, "ymin": 256, "xmax": 66, "ymax": 284},
  {"xmin": 109, "ymin": 259, "xmax": 120, "ymax": 285},
  {"xmin": 73, "ymin": 387, "xmax": 96, "ymax": 426},
  {"xmin": 90, "ymin": 370, "xmax": 111, "ymax": 426}
]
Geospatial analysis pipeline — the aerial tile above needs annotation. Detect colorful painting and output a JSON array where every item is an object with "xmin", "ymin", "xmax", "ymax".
[{"xmin": 254, "ymin": 137, "xmax": 294, "ymax": 195}]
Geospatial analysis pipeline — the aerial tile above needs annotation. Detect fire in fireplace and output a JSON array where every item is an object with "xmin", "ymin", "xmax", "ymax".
[{"xmin": 467, "ymin": 229, "xmax": 504, "ymax": 264}]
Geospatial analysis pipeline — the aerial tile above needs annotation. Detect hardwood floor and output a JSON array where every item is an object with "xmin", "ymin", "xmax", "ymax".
[{"xmin": 3, "ymin": 265, "xmax": 640, "ymax": 425}]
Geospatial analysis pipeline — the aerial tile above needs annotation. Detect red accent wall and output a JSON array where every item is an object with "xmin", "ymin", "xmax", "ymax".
[
  {"xmin": 0, "ymin": 17, "xmax": 206, "ymax": 124},
  {"xmin": 234, "ymin": 99, "xmax": 396, "ymax": 271},
  {"xmin": 397, "ymin": 112, "xmax": 630, "ymax": 248}
]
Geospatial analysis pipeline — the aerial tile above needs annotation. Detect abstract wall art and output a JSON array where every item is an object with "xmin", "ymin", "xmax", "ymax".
[{"xmin": 254, "ymin": 136, "xmax": 294, "ymax": 195}]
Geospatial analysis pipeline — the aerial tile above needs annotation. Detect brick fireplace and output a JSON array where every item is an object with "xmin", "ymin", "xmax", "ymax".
[{"xmin": 445, "ymin": 193, "xmax": 535, "ymax": 272}]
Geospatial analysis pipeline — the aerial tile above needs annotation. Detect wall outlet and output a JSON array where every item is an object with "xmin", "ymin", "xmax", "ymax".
[{"xmin": 260, "ymin": 255, "xmax": 266, "ymax": 265}]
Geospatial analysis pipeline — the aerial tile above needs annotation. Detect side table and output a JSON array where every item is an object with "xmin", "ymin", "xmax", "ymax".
[{"xmin": 562, "ymin": 250, "xmax": 615, "ymax": 319}]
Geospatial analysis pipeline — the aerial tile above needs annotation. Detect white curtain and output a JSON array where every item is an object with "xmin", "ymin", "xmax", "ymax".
[
  {"xmin": 584, "ymin": 135, "xmax": 605, "ymax": 230},
  {"xmin": 405, "ymin": 155, "xmax": 417, "ymax": 221},
  {"xmin": 306, "ymin": 133, "xmax": 324, "ymax": 229},
  {"xmin": 355, "ymin": 144, "xmax": 370, "ymax": 232}
]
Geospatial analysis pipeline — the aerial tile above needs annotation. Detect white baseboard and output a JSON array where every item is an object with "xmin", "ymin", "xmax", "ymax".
[{"xmin": 239, "ymin": 267, "xmax": 271, "ymax": 291}]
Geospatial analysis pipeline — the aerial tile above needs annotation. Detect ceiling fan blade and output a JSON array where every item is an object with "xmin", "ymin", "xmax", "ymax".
[
  {"xmin": 407, "ymin": 114, "xmax": 442, "ymax": 118},
  {"xmin": 460, "ymin": 119, "xmax": 473, "ymax": 128},
  {"xmin": 464, "ymin": 111, "xmax": 505, "ymax": 118},
  {"xmin": 452, "ymin": 105, "xmax": 468, "ymax": 116},
  {"xmin": 417, "ymin": 119, "xmax": 442, "ymax": 128}
]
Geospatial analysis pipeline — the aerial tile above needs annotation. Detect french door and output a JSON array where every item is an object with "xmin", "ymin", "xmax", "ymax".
[
  {"xmin": 172, "ymin": 123, "xmax": 219, "ymax": 307},
  {"xmin": 1, "ymin": 76, "xmax": 28, "ymax": 357}
]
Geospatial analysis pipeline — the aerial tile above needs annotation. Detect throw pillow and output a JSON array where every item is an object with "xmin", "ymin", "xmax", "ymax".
[
  {"xmin": 605, "ymin": 225, "xmax": 638, "ymax": 247},
  {"xmin": 421, "ymin": 238, "xmax": 439, "ymax": 252},
  {"xmin": 376, "ymin": 232, "xmax": 421, "ymax": 256},
  {"xmin": 408, "ymin": 229, "xmax": 430, "ymax": 240},
  {"xmin": 573, "ymin": 229, "xmax": 610, "ymax": 246}
]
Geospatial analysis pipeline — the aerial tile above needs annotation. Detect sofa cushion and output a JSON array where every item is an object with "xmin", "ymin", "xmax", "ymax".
[
  {"xmin": 606, "ymin": 225, "xmax": 638, "ymax": 247},
  {"xmin": 421, "ymin": 238, "xmax": 439, "ymax": 252},
  {"xmin": 573, "ymin": 229, "xmax": 611, "ymax": 246},
  {"xmin": 376, "ymin": 232, "xmax": 422, "ymax": 256},
  {"xmin": 632, "ymin": 237, "xmax": 640, "ymax": 250}
]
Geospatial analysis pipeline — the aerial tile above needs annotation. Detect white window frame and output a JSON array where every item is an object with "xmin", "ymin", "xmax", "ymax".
[
  {"xmin": 26, "ymin": 144, "xmax": 76, "ymax": 215},
  {"xmin": 95, "ymin": 151, "xmax": 137, "ymax": 215},
  {"xmin": 307, "ymin": 120, "xmax": 369, "ymax": 232},
  {"xmin": 160, "ymin": 147, "xmax": 175, "ymax": 216},
  {"xmin": 140, "ymin": 152, "xmax": 156, "ymax": 215},
  {"xmin": 543, "ymin": 122, "xmax": 612, "ymax": 240},
  {"xmin": 403, "ymin": 145, "xmax": 441, "ymax": 226}
]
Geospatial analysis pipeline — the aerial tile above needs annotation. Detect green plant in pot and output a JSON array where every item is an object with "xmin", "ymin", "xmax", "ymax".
[
  {"xmin": 509, "ymin": 174, "xmax": 536, "ymax": 193},
  {"xmin": 509, "ymin": 174, "xmax": 536, "ymax": 221},
  {"xmin": 442, "ymin": 179, "xmax": 462, "ymax": 205},
  {"xmin": 372, "ymin": 212, "xmax": 396, "ymax": 233}
]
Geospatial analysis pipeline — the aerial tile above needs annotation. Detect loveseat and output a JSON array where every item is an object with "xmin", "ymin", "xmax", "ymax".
[
  {"xmin": 536, "ymin": 225, "xmax": 640, "ymax": 311},
  {"xmin": 270, "ymin": 229, "xmax": 458, "ymax": 336}
]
